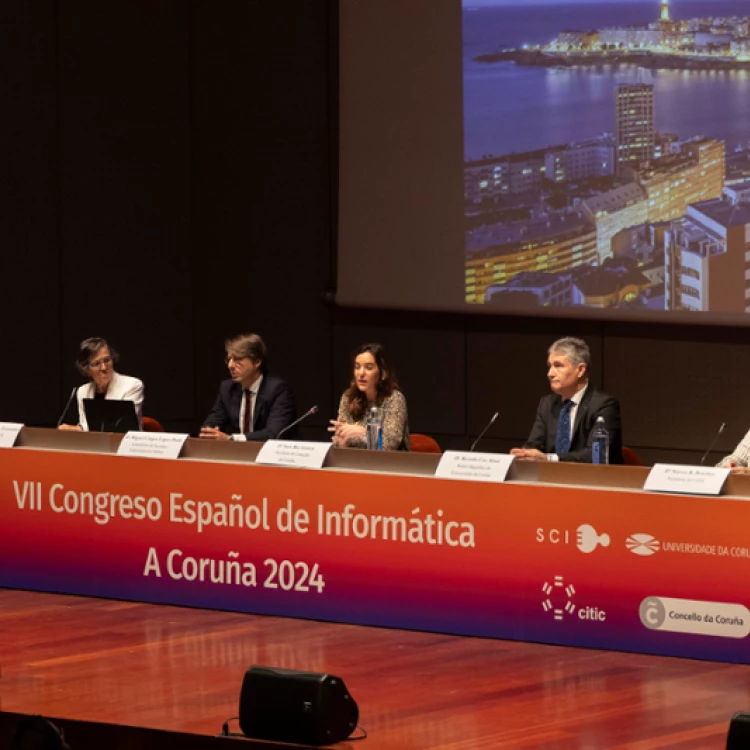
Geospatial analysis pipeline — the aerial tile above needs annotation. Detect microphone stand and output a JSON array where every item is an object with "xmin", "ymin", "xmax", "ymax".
[
  {"xmin": 276, "ymin": 406, "xmax": 319, "ymax": 440},
  {"xmin": 470, "ymin": 412, "xmax": 499, "ymax": 452}
]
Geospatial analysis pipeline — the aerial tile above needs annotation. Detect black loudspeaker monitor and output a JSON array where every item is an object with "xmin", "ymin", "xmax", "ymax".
[
  {"xmin": 728, "ymin": 711, "xmax": 750, "ymax": 749},
  {"xmin": 239, "ymin": 665, "xmax": 359, "ymax": 746}
]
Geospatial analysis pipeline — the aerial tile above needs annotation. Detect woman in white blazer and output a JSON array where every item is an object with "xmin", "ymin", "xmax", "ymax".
[{"xmin": 58, "ymin": 337, "xmax": 144, "ymax": 431}]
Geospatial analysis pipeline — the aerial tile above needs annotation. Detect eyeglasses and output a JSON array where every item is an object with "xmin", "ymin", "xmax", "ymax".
[
  {"xmin": 225, "ymin": 355, "xmax": 248, "ymax": 365},
  {"xmin": 88, "ymin": 356, "xmax": 113, "ymax": 369}
]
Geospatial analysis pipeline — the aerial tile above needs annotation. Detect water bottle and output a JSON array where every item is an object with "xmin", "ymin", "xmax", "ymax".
[
  {"xmin": 591, "ymin": 416, "xmax": 609, "ymax": 465},
  {"xmin": 365, "ymin": 406, "xmax": 383, "ymax": 450}
]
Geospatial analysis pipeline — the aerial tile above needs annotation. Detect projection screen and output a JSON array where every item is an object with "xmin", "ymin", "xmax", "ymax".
[{"xmin": 338, "ymin": 0, "xmax": 750, "ymax": 325}]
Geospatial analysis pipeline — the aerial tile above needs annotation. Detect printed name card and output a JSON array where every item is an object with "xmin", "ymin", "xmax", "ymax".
[
  {"xmin": 0, "ymin": 422, "xmax": 23, "ymax": 448},
  {"xmin": 256, "ymin": 440, "xmax": 332, "ymax": 470},
  {"xmin": 435, "ymin": 451, "xmax": 515, "ymax": 483},
  {"xmin": 117, "ymin": 432, "xmax": 188, "ymax": 460},
  {"xmin": 644, "ymin": 464, "xmax": 730, "ymax": 496}
]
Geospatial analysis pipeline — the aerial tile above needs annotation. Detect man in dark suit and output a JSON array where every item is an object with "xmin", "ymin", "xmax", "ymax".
[
  {"xmin": 200, "ymin": 333, "xmax": 296, "ymax": 442},
  {"xmin": 511, "ymin": 337, "xmax": 622, "ymax": 464}
]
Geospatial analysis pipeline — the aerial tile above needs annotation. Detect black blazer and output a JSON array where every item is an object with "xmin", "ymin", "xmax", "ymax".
[
  {"xmin": 203, "ymin": 374, "xmax": 296, "ymax": 441},
  {"xmin": 524, "ymin": 386, "xmax": 623, "ymax": 464}
]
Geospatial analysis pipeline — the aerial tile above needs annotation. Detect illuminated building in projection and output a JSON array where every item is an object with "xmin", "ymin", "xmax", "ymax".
[
  {"xmin": 544, "ymin": 136, "xmax": 615, "ymax": 183},
  {"xmin": 485, "ymin": 271, "xmax": 574, "ymax": 308},
  {"xmin": 544, "ymin": 1, "xmax": 750, "ymax": 61},
  {"xmin": 464, "ymin": 147, "xmax": 566, "ymax": 205},
  {"xmin": 464, "ymin": 214, "xmax": 597, "ymax": 303},
  {"xmin": 582, "ymin": 183, "xmax": 648, "ymax": 264},
  {"xmin": 636, "ymin": 139, "xmax": 725, "ymax": 223},
  {"xmin": 664, "ymin": 186, "xmax": 750, "ymax": 312},
  {"xmin": 571, "ymin": 265, "xmax": 652, "ymax": 308},
  {"xmin": 615, "ymin": 84, "xmax": 655, "ymax": 176},
  {"xmin": 485, "ymin": 265, "xmax": 654, "ymax": 309}
]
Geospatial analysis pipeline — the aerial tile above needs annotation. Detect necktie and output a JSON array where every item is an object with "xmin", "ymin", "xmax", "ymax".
[
  {"xmin": 555, "ymin": 400, "xmax": 573, "ymax": 455},
  {"xmin": 243, "ymin": 389, "xmax": 253, "ymax": 434}
]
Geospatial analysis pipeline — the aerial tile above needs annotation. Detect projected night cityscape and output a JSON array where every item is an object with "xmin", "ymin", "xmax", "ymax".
[{"xmin": 464, "ymin": 0, "xmax": 750, "ymax": 314}]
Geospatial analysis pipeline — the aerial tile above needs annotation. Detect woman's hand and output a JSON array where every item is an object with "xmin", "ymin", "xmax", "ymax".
[
  {"xmin": 328, "ymin": 419, "xmax": 366, "ymax": 446},
  {"xmin": 58, "ymin": 424, "xmax": 83, "ymax": 432}
]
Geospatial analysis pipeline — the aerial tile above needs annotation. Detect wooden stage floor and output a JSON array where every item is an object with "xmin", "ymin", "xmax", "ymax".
[{"xmin": 0, "ymin": 589, "xmax": 748, "ymax": 749}]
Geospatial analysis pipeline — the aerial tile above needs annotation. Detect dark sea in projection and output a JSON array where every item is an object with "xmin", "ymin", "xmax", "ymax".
[{"xmin": 464, "ymin": 1, "xmax": 750, "ymax": 160}]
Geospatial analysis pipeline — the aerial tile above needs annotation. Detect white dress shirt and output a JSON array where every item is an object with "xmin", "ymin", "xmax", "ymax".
[{"xmin": 232, "ymin": 374, "xmax": 263, "ymax": 441}]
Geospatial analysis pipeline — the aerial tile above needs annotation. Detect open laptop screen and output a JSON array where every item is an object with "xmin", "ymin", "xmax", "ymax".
[{"xmin": 82, "ymin": 399, "xmax": 140, "ymax": 433}]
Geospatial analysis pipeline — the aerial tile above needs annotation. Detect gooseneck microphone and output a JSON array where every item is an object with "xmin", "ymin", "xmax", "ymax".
[
  {"xmin": 700, "ymin": 421, "xmax": 726, "ymax": 466},
  {"xmin": 470, "ymin": 411, "xmax": 499, "ymax": 452},
  {"xmin": 276, "ymin": 405, "xmax": 319, "ymax": 440},
  {"xmin": 56, "ymin": 387, "xmax": 78, "ymax": 427}
]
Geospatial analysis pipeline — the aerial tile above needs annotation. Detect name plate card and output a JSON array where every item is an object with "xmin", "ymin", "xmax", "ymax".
[
  {"xmin": 644, "ymin": 464, "xmax": 730, "ymax": 496},
  {"xmin": 0, "ymin": 423, "xmax": 23, "ymax": 448},
  {"xmin": 435, "ymin": 451, "xmax": 515, "ymax": 483},
  {"xmin": 117, "ymin": 432, "xmax": 188, "ymax": 460},
  {"xmin": 256, "ymin": 440, "xmax": 332, "ymax": 470}
]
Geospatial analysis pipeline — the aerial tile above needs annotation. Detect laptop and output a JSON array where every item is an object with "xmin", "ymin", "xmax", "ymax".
[{"xmin": 82, "ymin": 399, "xmax": 140, "ymax": 433}]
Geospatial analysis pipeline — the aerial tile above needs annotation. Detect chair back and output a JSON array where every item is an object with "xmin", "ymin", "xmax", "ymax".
[
  {"xmin": 621, "ymin": 446, "xmax": 643, "ymax": 466},
  {"xmin": 410, "ymin": 433, "xmax": 441, "ymax": 454},
  {"xmin": 141, "ymin": 416, "xmax": 164, "ymax": 433}
]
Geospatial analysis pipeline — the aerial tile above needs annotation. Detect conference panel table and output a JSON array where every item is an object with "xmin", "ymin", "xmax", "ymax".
[{"xmin": 2, "ymin": 428, "xmax": 750, "ymax": 664}]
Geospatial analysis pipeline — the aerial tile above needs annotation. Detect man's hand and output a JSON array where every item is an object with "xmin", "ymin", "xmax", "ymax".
[
  {"xmin": 510, "ymin": 447, "xmax": 548, "ymax": 461},
  {"xmin": 199, "ymin": 426, "xmax": 230, "ymax": 441}
]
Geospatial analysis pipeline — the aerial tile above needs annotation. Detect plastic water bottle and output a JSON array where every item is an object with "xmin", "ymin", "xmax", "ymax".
[
  {"xmin": 591, "ymin": 416, "xmax": 609, "ymax": 465},
  {"xmin": 365, "ymin": 406, "xmax": 383, "ymax": 450}
]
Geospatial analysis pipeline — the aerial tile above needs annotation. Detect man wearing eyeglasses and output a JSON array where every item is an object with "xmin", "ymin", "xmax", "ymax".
[
  {"xmin": 200, "ymin": 333, "xmax": 296, "ymax": 442},
  {"xmin": 58, "ymin": 337, "xmax": 144, "ymax": 431}
]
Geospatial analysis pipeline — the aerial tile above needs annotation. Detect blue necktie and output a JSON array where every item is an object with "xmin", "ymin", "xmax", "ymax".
[{"xmin": 555, "ymin": 400, "xmax": 573, "ymax": 455}]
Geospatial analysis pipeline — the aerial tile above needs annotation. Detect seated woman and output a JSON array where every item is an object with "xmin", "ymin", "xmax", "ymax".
[
  {"xmin": 59, "ymin": 337, "xmax": 144, "ymax": 431},
  {"xmin": 329, "ymin": 343, "xmax": 409, "ymax": 450}
]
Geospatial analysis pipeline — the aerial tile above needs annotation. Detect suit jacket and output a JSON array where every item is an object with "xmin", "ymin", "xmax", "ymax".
[
  {"xmin": 524, "ymin": 387, "xmax": 623, "ymax": 464},
  {"xmin": 69, "ymin": 372, "xmax": 144, "ymax": 431},
  {"xmin": 203, "ymin": 374, "xmax": 296, "ymax": 441}
]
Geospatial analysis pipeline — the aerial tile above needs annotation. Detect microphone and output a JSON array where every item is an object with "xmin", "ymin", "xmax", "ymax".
[
  {"xmin": 56, "ymin": 387, "xmax": 78, "ymax": 427},
  {"xmin": 470, "ymin": 411, "xmax": 499, "ymax": 452},
  {"xmin": 276, "ymin": 405, "xmax": 319, "ymax": 440},
  {"xmin": 700, "ymin": 421, "xmax": 726, "ymax": 466}
]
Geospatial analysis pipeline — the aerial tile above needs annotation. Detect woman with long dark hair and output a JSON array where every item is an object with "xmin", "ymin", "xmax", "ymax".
[{"xmin": 329, "ymin": 343, "xmax": 409, "ymax": 450}]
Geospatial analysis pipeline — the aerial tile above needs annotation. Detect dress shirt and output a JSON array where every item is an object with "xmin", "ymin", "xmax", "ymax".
[{"xmin": 231, "ymin": 374, "xmax": 263, "ymax": 442}]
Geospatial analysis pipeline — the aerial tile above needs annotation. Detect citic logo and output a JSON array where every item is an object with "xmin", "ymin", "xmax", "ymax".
[
  {"xmin": 541, "ymin": 575, "xmax": 606, "ymax": 622},
  {"xmin": 536, "ymin": 524, "xmax": 610, "ymax": 554}
]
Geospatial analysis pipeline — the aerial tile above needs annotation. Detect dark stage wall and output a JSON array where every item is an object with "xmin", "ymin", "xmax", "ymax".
[{"xmin": 1, "ymin": 0, "xmax": 749, "ymax": 466}]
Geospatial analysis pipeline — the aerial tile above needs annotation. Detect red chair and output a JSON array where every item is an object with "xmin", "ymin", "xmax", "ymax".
[
  {"xmin": 410, "ymin": 433, "xmax": 441, "ymax": 453},
  {"xmin": 621, "ymin": 446, "xmax": 643, "ymax": 466},
  {"xmin": 142, "ymin": 416, "xmax": 164, "ymax": 433}
]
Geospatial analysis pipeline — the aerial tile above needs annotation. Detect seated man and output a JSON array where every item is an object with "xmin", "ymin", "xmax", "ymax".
[
  {"xmin": 200, "ymin": 333, "xmax": 296, "ymax": 442},
  {"xmin": 511, "ymin": 336, "xmax": 623, "ymax": 464}
]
